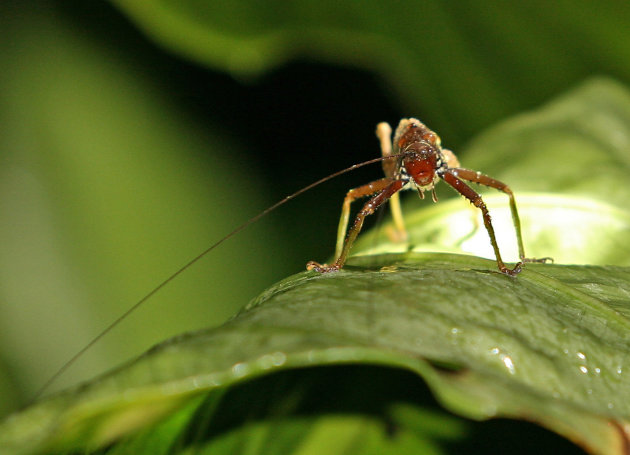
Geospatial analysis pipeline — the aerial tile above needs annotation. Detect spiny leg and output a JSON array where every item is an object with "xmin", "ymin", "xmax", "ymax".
[
  {"xmin": 376, "ymin": 122, "xmax": 406, "ymax": 240},
  {"xmin": 332, "ymin": 177, "xmax": 393, "ymax": 260},
  {"xmin": 451, "ymin": 168, "xmax": 550, "ymax": 263},
  {"xmin": 441, "ymin": 170, "xmax": 522, "ymax": 276},
  {"xmin": 308, "ymin": 179, "xmax": 405, "ymax": 273},
  {"xmin": 448, "ymin": 168, "xmax": 525, "ymax": 260}
]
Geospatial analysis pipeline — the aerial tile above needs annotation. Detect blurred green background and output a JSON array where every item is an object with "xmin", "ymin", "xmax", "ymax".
[{"xmin": 1, "ymin": 0, "xmax": 630, "ymax": 419}]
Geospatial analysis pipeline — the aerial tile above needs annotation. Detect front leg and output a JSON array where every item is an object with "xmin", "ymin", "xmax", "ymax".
[
  {"xmin": 450, "ymin": 168, "xmax": 551, "ymax": 264},
  {"xmin": 307, "ymin": 179, "xmax": 404, "ymax": 273},
  {"xmin": 441, "ymin": 170, "xmax": 522, "ymax": 276},
  {"xmin": 332, "ymin": 177, "xmax": 393, "ymax": 261}
]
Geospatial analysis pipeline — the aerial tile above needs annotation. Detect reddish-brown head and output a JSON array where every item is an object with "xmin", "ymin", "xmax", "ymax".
[
  {"xmin": 403, "ymin": 145, "xmax": 439, "ymax": 187},
  {"xmin": 395, "ymin": 119, "xmax": 443, "ymax": 188}
]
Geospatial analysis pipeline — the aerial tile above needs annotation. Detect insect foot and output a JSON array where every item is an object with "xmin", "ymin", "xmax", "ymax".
[
  {"xmin": 306, "ymin": 261, "xmax": 340, "ymax": 273},
  {"xmin": 500, "ymin": 261, "xmax": 523, "ymax": 276},
  {"xmin": 523, "ymin": 256, "xmax": 554, "ymax": 264}
]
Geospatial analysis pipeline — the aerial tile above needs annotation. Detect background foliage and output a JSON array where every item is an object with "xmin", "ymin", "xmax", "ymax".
[{"xmin": 1, "ymin": 1, "xmax": 630, "ymax": 452}]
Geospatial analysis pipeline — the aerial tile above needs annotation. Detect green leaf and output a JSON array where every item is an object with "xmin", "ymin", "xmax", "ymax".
[
  {"xmin": 356, "ymin": 193, "xmax": 630, "ymax": 268},
  {"xmin": 463, "ymin": 78, "xmax": 630, "ymax": 207},
  {"xmin": 1, "ymin": 255, "xmax": 629, "ymax": 454}
]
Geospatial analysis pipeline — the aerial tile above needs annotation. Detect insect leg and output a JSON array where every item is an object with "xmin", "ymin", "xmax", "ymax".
[
  {"xmin": 448, "ymin": 168, "xmax": 527, "ymax": 260},
  {"xmin": 376, "ymin": 122, "xmax": 406, "ymax": 241},
  {"xmin": 449, "ymin": 168, "xmax": 551, "ymax": 264},
  {"xmin": 331, "ymin": 177, "xmax": 392, "ymax": 260},
  {"xmin": 308, "ymin": 178, "xmax": 405, "ymax": 273},
  {"xmin": 441, "ymin": 170, "xmax": 522, "ymax": 276}
]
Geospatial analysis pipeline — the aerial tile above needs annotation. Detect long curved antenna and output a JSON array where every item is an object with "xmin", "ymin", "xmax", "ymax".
[{"xmin": 31, "ymin": 153, "xmax": 403, "ymax": 403}]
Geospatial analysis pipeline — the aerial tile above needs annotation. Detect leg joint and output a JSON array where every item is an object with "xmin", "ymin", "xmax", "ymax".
[{"xmin": 473, "ymin": 197, "xmax": 486, "ymax": 209}]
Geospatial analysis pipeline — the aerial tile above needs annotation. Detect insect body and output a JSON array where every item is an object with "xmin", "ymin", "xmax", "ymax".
[{"xmin": 307, "ymin": 118, "xmax": 536, "ymax": 276}]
